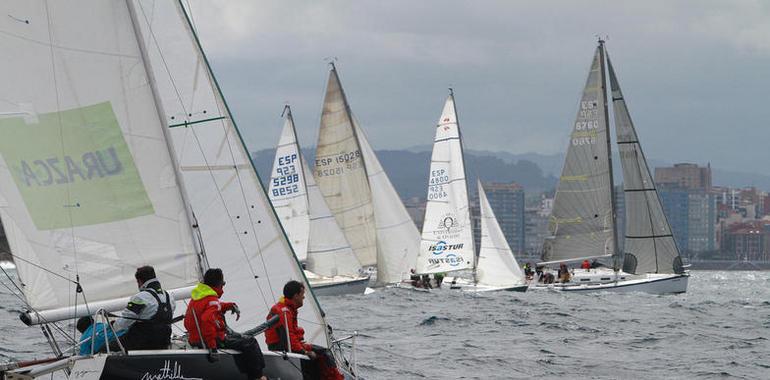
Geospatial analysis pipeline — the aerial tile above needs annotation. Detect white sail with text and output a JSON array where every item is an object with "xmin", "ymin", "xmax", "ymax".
[
  {"xmin": 0, "ymin": 0, "xmax": 200, "ymax": 322},
  {"xmin": 314, "ymin": 65, "xmax": 378, "ymax": 268},
  {"xmin": 416, "ymin": 92, "xmax": 474, "ymax": 274},
  {"xmin": 268, "ymin": 109, "xmax": 310, "ymax": 262}
]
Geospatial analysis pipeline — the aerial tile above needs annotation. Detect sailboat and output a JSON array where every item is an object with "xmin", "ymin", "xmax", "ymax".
[
  {"xmin": 447, "ymin": 181, "xmax": 529, "ymax": 292},
  {"xmin": 415, "ymin": 90, "xmax": 475, "ymax": 284},
  {"xmin": 0, "ymin": 1, "xmax": 359, "ymax": 378},
  {"xmin": 314, "ymin": 63, "xmax": 420, "ymax": 287},
  {"xmin": 539, "ymin": 39, "xmax": 688, "ymax": 294},
  {"xmin": 268, "ymin": 106, "xmax": 370, "ymax": 296}
]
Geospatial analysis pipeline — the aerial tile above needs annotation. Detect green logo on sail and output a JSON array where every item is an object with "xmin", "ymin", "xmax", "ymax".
[{"xmin": 0, "ymin": 102, "xmax": 154, "ymax": 230}]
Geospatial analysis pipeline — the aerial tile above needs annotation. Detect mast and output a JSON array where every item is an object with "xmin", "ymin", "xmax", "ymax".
[
  {"xmin": 450, "ymin": 88, "xmax": 477, "ymax": 284},
  {"xmin": 597, "ymin": 39, "xmax": 621, "ymax": 271},
  {"xmin": 125, "ymin": 0, "xmax": 206, "ymax": 275}
]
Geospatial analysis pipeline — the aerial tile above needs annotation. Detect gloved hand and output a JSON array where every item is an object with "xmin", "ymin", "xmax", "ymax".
[
  {"xmin": 229, "ymin": 303, "xmax": 241, "ymax": 321},
  {"xmin": 207, "ymin": 348, "xmax": 219, "ymax": 363}
]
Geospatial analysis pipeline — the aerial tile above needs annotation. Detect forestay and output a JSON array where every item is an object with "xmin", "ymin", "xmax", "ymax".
[
  {"xmin": 0, "ymin": 0, "xmax": 200, "ymax": 318},
  {"xmin": 314, "ymin": 65, "xmax": 377, "ymax": 267},
  {"xmin": 133, "ymin": 0, "xmax": 328, "ymax": 346},
  {"xmin": 416, "ymin": 93, "xmax": 474, "ymax": 274},
  {"xmin": 542, "ymin": 45, "xmax": 615, "ymax": 264},
  {"xmin": 353, "ymin": 120, "xmax": 420, "ymax": 285},
  {"xmin": 608, "ymin": 56, "xmax": 683, "ymax": 275},
  {"xmin": 477, "ymin": 181, "xmax": 526, "ymax": 287},
  {"xmin": 268, "ymin": 108, "xmax": 310, "ymax": 262}
]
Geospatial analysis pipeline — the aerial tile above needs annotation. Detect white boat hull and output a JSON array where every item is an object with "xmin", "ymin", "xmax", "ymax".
[
  {"xmin": 447, "ymin": 277, "xmax": 528, "ymax": 293},
  {"xmin": 560, "ymin": 273, "xmax": 689, "ymax": 294},
  {"xmin": 310, "ymin": 276, "xmax": 370, "ymax": 296}
]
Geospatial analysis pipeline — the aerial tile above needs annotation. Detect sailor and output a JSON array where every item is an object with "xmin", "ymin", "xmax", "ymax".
[
  {"xmin": 112, "ymin": 266, "xmax": 174, "ymax": 350},
  {"xmin": 77, "ymin": 316, "xmax": 124, "ymax": 355},
  {"xmin": 581, "ymin": 259, "xmax": 591, "ymax": 271},
  {"xmin": 266, "ymin": 280, "xmax": 343, "ymax": 380},
  {"xmin": 184, "ymin": 268, "xmax": 266, "ymax": 380}
]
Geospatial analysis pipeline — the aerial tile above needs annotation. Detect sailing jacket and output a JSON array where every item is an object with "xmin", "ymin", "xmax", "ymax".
[
  {"xmin": 113, "ymin": 279, "xmax": 175, "ymax": 333},
  {"xmin": 265, "ymin": 297, "xmax": 311, "ymax": 353},
  {"xmin": 183, "ymin": 283, "xmax": 237, "ymax": 349}
]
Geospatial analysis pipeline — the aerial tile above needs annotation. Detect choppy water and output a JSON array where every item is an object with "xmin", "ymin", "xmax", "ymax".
[{"xmin": 3, "ymin": 271, "xmax": 769, "ymax": 379}]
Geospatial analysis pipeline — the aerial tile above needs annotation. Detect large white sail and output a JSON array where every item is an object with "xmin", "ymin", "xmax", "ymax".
[
  {"xmin": 416, "ymin": 92, "xmax": 474, "ymax": 274},
  {"xmin": 477, "ymin": 181, "xmax": 526, "ymax": 287},
  {"xmin": 304, "ymin": 162, "xmax": 364, "ymax": 277},
  {"xmin": 268, "ymin": 109, "xmax": 310, "ymax": 262},
  {"xmin": 353, "ymin": 120, "xmax": 421, "ymax": 285},
  {"xmin": 0, "ymin": 0, "xmax": 200, "ymax": 318},
  {"xmin": 314, "ymin": 65, "xmax": 378, "ymax": 267},
  {"xmin": 608, "ymin": 56, "xmax": 684, "ymax": 275},
  {"xmin": 132, "ymin": 0, "xmax": 328, "ymax": 346},
  {"xmin": 542, "ymin": 43, "xmax": 616, "ymax": 265}
]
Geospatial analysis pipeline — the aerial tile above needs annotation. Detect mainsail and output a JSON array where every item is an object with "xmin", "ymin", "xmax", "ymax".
[
  {"xmin": 353, "ymin": 120, "xmax": 421, "ymax": 285},
  {"xmin": 268, "ymin": 108, "xmax": 310, "ymax": 262},
  {"xmin": 268, "ymin": 107, "xmax": 362, "ymax": 278},
  {"xmin": 416, "ymin": 92, "xmax": 474, "ymax": 274},
  {"xmin": 0, "ymin": 0, "xmax": 200, "ymax": 321},
  {"xmin": 542, "ymin": 42, "xmax": 617, "ymax": 265},
  {"xmin": 136, "ymin": 0, "xmax": 328, "ymax": 345},
  {"xmin": 477, "ymin": 181, "xmax": 527, "ymax": 287},
  {"xmin": 314, "ymin": 64, "xmax": 377, "ymax": 267},
  {"xmin": 608, "ymin": 55, "xmax": 683, "ymax": 275}
]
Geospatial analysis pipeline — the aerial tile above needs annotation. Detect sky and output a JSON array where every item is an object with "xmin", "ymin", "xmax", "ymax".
[{"xmin": 185, "ymin": 0, "xmax": 770, "ymax": 175}]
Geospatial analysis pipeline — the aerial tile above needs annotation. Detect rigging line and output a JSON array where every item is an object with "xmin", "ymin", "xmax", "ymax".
[
  {"xmin": 4, "ymin": 253, "xmax": 78, "ymax": 284},
  {"xmin": 42, "ymin": 1, "xmax": 81, "ymax": 321},
  {"xmin": 137, "ymin": 3, "xmax": 273, "ymax": 307},
  {"xmin": 0, "ymin": 266, "xmax": 77, "ymax": 344}
]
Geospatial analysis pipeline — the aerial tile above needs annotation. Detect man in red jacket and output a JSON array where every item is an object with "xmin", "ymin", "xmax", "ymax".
[
  {"xmin": 266, "ymin": 280, "xmax": 343, "ymax": 380},
  {"xmin": 184, "ymin": 268, "xmax": 266, "ymax": 380}
]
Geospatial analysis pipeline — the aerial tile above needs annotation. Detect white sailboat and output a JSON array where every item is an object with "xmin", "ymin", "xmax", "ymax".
[
  {"xmin": 314, "ymin": 63, "xmax": 420, "ymax": 287},
  {"xmin": 538, "ymin": 40, "xmax": 688, "ymax": 294},
  {"xmin": 0, "ymin": 1, "xmax": 359, "ymax": 378},
  {"xmin": 448, "ymin": 181, "xmax": 529, "ymax": 292},
  {"xmin": 268, "ymin": 106, "xmax": 369, "ymax": 296},
  {"xmin": 416, "ymin": 90, "xmax": 474, "ymax": 280}
]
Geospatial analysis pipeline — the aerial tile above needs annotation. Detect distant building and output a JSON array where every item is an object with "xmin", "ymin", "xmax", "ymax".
[
  {"xmin": 524, "ymin": 207, "xmax": 548, "ymax": 256},
  {"xmin": 721, "ymin": 221, "xmax": 769, "ymax": 261},
  {"xmin": 403, "ymin": 197, "xmax": 426, "ymax": 231},
  {"xmin": 658, "ymin": 187, "xmax": 717, "ymax": 257},
  {"xmin": 482, "ymin": 182, "xmax": 526, "ymax": 254},
  {"xmin": 654, "ymin": 163, "xmax": 712, "ymax": 191}
]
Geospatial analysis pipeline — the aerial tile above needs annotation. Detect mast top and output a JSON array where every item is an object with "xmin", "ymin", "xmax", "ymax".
[
  {"xmin": 281, "ymin": 103, "xmax": 291, "ymax": 117},
  {"xmin": 448, "ymin": 87, "xmax": 454, "ymax": 97}
]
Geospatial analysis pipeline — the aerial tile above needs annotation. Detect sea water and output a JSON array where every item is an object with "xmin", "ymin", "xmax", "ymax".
[{"xmin": 2, "ymin": 271, "xmax": 769, "ymax": 379}]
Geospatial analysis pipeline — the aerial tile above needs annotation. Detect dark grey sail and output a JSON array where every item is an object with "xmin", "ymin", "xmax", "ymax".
[
  {"xmin": 608, "ymin": 55, "xmax": 684, "ymax": 275},
  {"xmin": 541, "ymin": 43, "xmax": 616, "ymax": 264}
]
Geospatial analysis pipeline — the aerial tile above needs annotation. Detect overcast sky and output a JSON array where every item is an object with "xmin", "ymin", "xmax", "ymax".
[{"xmin": 185, "ymin": 0, "xmax": 770, "ymax": 175}]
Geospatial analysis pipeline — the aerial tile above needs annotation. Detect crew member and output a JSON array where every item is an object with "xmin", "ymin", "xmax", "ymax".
[
  {"xmin": 581, "ymin": 259, "xmax": 591, "ymax": 271},
  {"xmin": 112, "ymin": 266, "xmax": 174, "ymax": 350},
  {"xmin": 184, "ymin": 268, "xmax": 266, "ymax": 380},
  {"xmin": 266, "ymin": 280, "xmax": 343, "ymax": 380}
]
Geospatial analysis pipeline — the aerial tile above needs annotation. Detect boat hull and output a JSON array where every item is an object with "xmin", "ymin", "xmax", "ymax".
[
  {"xmin": 311, "ymin": 276, "xmax": 370, "ymax": 296},
  {"xmin": 447, "ymin": 277, "xmax": 528, "ymax": 293},
  {"xmin": 6, "ymin": 350, "xmax": 308, "ymax": 379},
  {"xmin": 560, "ymin": 273, "xmax": 689, "ymax": 294}
]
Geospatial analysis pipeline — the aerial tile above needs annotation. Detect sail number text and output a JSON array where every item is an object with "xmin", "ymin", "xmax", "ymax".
[
  {"xmin": 271, "ymin": 153, "xmax": 300, "ymax": 197},
  {"xmin": 428, "ymin": 169, "xmax": 449, "ymax": 200},
  {"xmin": 315, "ymin": 150, "xmax": 362, "ymax": 177}
]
